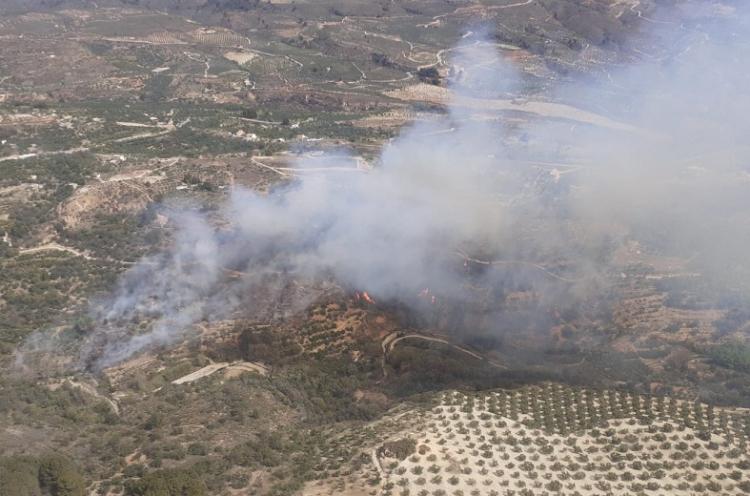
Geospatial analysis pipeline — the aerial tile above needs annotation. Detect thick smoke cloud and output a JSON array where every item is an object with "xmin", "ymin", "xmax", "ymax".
[
  {"xmin": 71, "ymin": 4, "xmax": 750, "ymax": 369},
  {"xmin": 565, "ymin": 4, "xmax": 750, "ymax": 295}
]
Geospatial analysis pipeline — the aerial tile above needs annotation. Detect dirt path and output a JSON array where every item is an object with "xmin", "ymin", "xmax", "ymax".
[
  {"xmin": 274, "ymin": 166, "xmax": 366, "ymax": 174},
  {"xmin": 0, "ymin": 118, "xmax": 180, "ymax": 163},
  {"xmin": 493, "ymin": 0, "xmax": 534, "ymax": 10},
  {"xmin": 386, "ymin": 333, "xmax": 484, "ymax": 360},
  {"xmin": 239, "ymin": 45, "xmax": 304, "ymax": 70},
  {"xmin": 629, "ymin": 1, "xmax": 675, "ymax": 24},
  {"xmin": 0, "ymin": 121, "xmax": 174, "ymax": 161},
  {"xmin": 456, "ymin": 250, "xmax": 580, "ymax": 283},
  {"xmin": 425, "ymin": 0, "xmax": 533, "ymax": 25},
  {"xmin": 251, "ymin": 154, "xmax": 369, "ymax": 177},
  {"xmin": 416, "ymin": 39, "xmax": 524, "ymax": 70},
  {"xmin": 69, "ymin": 380, "xmax": 120, "ymax": 415},
  {"xmin": 251, "ymin": 157, "xmax": 290, "ymax": 177},
  {"xmin": 19, "ymin": 242, "xmax": 94, "ymax": 260},
  {"xmin": 352, "ymin": 62, "xmax": 366, "ymax": 80},
  {"xmin": 112, "ymin": 123, "xmax": 175, "ymax": 143},
  {"xmin": 0, "ymin": 146, "xmax": 90, "ymax": 163},
  {"xmin": 185, "ymin": 53, "xmax": 212, "ymax": 78},
  {"xmin": 386, "ymin": 84, "xmax": 638, "ymax": 132},
  {"xmin": 239, "ymin": 117, "xmax": 283, "ymax": 125},
  {"xmin": 48, "ymin": 379, "xmax": 119, "ymax": 415},
  {"xmin": 367, "ymin": 72, "xmax": 414, "ymax": 84},
  {"xmin": 115, "ymin": 121, "xmax": 162, "ymax": 128},
  {"xmin": 382, "ymin": 331, "xmax": 507, "ymax": 375},
  {"xmin": 171, "ymin": 361, "xmax": 268, "ymax": 385},
  {"xmin": 346, "ymin": 25, "xmax": 422, "ymax": 78},
  {"xmin": 370, "ymin": 448, "xmax": 386, "ymax": 487}
]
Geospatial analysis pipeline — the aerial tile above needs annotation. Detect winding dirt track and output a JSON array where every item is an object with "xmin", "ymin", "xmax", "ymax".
[
  {"xmin": 456, "ymin": 250, "xmax": 581, "ymax": 283},
  {"xmin": 384, "ymin": 333, "xmax": 483, "ymax": 360},
  {"xmin": 19, "ymin": 242, "xmax": 94, "ymax": 260},
  {"xmin": 428, "ymin": 0, "xmax": 534, "ymax": 24},
  {"xmin": 0, "ymin": 146, "xmax": 90, "ymax": 163},
  {"xmin": 381, "ymin": 331, "xmax": 507, "ymax": 375},
  {"xmin": 171, "ymin": 361, "xmax": 269, "ymax": 385}
]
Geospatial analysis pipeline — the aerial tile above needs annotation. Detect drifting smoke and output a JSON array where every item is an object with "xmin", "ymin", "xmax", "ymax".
[{"xmin": 63, "ymin": 4, "xmax": 750, "ymax": 369}]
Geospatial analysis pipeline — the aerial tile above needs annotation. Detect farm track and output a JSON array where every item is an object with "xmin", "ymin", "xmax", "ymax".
[
  {"xmin": 0, "ymin": 147, "xmax": 90, "ymax": 163},
  {"xmin": 0, "ymin": 119, "xmax": 177, "ymax": 163},
  {"xmin": 381, "ymin": 331, "xmax": 506, "ymax": 378},
  {"xmin": 19, "ymin": 242, "xmax": 94, "ymax": 260},
  {"xmin": 422, "ymin": 0, "xmax": 534, "ymax": 26},
  {"xmin": 456, "ymin": 250, "xmax": 581, "ymax": 283},
  {"xmin": 171, "ymin": 361, "xmax": 269, "ymax": 386}
]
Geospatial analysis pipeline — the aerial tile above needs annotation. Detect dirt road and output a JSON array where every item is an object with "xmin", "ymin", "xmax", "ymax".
[
  {"xmin": 19, "ymin": 242, "xmax": 94, "ymax": 260},
  {"xmin": 0, "ymin": 147, "xmax": 90, "ymax": 163},
  {"xmin": 171, "ymin": 361, "xmax": 269, "ymax": 385},
  {"xmin": 382, "ymin": 331, "xmax": 506, "ymax": 373}
]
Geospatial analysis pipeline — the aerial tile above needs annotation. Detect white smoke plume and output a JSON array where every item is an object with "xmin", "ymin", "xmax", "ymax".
[{"xmin": 76, "ymin": 4, "xmax": 750, "ymax": 369}]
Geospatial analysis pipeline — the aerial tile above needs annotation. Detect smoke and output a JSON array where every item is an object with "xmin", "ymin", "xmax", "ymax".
[
  {"xmin": 57, "ymin": 4, "xmax": 750, "ymax": 368},
  {"xmin": 564, "ymin": 4, "xmax": 750, "ymax": 295},
  {"xmin": 77, "ymin": 211, "xmax": 222, "ymax": 368}
]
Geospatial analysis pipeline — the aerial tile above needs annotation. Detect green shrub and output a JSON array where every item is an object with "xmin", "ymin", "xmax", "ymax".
[
  {"xmin": 124, "ymin": 468, "xmax": 206, "ymax": 496},
  {"xmin": 226, "ymin": 432, "xmax": 283, "ymax": 467},
  {"xmin": 187, "ymin": 443, "xmax": 208, "ymax": 456},
  {"xmin": 0, "ymin": 454, "xmax": 85, "ymax": 496},
  {"xmin": 379, "ymin": 439, "xmax": 417, "ymax": 461},
  {"xmin": 709, "ymin": 343, "xmax": 750, "ymax": 373},
  {"xmin": 123, "ymin": 464, "xmax": 146, "ymax": 478}
]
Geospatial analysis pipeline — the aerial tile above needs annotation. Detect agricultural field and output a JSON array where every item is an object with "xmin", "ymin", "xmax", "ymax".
[{"xmin": 356, "ymin": 387, "xmax": 750, "ymax": 496}]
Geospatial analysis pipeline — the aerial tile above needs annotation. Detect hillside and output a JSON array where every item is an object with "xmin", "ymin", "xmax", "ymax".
[{"xmin": 2, "ymin": 1, "xmax": 750, "ymax": 495}]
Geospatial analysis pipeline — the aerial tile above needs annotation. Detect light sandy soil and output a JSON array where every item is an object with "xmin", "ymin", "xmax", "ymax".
[
  {"xmin": 112, "ymin": 122, "xmax": 175, "ymax": 143},
  {"xmin": 171, "ymin": 361, "xmax": 269, "ymax": 385},
  {"xmin": 47, "ymin": 378, "xmax": 119, "ymax": 414},
  {"xmin": 59, "ymin": 180, "xmax": 156, "ymax": 228},
  {"xmin": 103, "ymin": 353, "xmax": 159, "ymax": 390},
  {"xmin": 224, "ymin": 51, "xmax": 256, "ymax": 65},
  {"xmin": 380, "ymin": 331, "xmax": 506, "ymax": 379},
  {"xmin": 0, "ymin": 113, "xmax": 58, "ymax": 126},
  {"xmin": 0, "ymin": 146, "xmax": 90, "ymax": 163},
  {"xmin": 115, "ymin": 121, "xmax": 163, "ymax": 128},
  {"xmin": 386, "ymin": 83, "xmax": 638, "ymax": 132},
  {"xmin": 19, "ymin": 242, "xmax": 94, "ymax": 260},
  {"xmin": 370, "ymin": 389, "xmax": 750, "ymax": 495},
  {"xmin": 352, "ymin": 110, "xmax": 439, "ymax": 129},
  {"xmin": 383, "ymin": 332, "xmax": 483, "ymax": 360}
]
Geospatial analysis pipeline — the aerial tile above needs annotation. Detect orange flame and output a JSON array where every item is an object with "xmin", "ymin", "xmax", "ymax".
[{"xmin": 362, "ymin": 291, "xmax": 376, "ymax": 304}]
